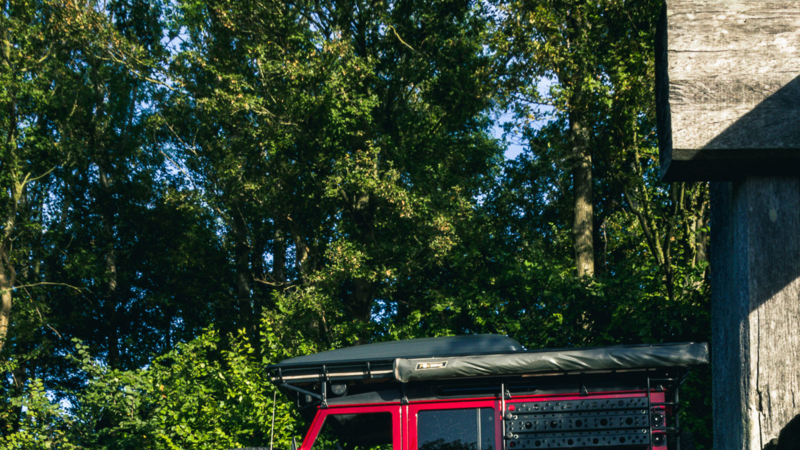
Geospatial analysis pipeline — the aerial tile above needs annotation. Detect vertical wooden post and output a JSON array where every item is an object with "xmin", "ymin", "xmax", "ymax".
[{"xmin": 710, "ymin": 178, "xmax": 800, "ymax": 449}]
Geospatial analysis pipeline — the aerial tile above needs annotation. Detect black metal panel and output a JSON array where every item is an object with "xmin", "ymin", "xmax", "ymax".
[
  {"xmin": 506, "ymin": 410, "xmax": 650, "ymax": 433},
  {"xmin": 509, "ymin": 398, "xmax": 649, "ymax": 413},
  {"xmin": 504, "ymin": 398, "xmax": 658, "ymax": 448},
  {"xmin": 507, "ymin": 429, "xmax": 651, "ymax": 448}
]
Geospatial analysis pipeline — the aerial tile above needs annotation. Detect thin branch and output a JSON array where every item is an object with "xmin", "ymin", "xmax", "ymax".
[
  {"xmin": 159, "ymin": 149, "xmax": 201, "ymax": 192},
  {"xmin": 253, "ymin": 277, "xmax": 291, "ymax": 287},
  {"xmin": 622, "ymin": 187, "xmax": 661, "ymax": 266},
  {"xmin": 23, "ymin": 165, "xmax": 57, "ymax": 186},
  {"xmin": 19, "ymin": 284, "xmax": 63, "ymax": 339},
  {"xmin": 386, "ymin": 25, "xmax": 416, "ymax": 53},
  {"xmin": 10, "ymin": 282, "xmax": 83, "ymax": 292}
]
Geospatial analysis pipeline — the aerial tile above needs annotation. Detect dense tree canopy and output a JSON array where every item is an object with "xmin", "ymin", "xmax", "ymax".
[{"xmin": 0, "ymin": 0, "xmax": 710, "ymax": 448}]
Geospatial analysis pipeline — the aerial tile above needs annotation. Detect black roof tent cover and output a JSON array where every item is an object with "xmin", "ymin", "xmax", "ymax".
[
  {"xmin": 275, "ymin": 335, "xmax": 524, "ymax": 367},
  {"xmin": 268, "ymin": 335, "xmax": 709, "ymax": 383}
]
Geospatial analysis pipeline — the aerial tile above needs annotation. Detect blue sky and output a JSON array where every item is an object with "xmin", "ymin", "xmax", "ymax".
[
  {"xmin": 495, "ymin": 115, "xmax": 526, "ymax": 160},
  {"xmin": 495, "ymin": 78, "xmax": 556, "ymax": 160}
]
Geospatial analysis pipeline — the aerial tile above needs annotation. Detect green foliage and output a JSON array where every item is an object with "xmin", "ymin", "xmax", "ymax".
[
  {"xmin": 0, "ymin": 376, "xmax": 74, "ymax": 449},
  {"xmin": 0, "ymin": 325, "xmax": 305, "ymax": 450},
  {"xmin": 0, "ymin": 0, "xmax": 712, "ymax": 448},
  {"xmin": 66, "ymin": 329, "xmax": 301, "ymax": 450}
]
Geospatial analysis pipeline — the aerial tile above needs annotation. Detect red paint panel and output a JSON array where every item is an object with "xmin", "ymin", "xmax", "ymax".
[
  {"xmin": 407, "ymin": 399, "xmax": 500, "ymax": 450},
  {"xmin": 302, "ymin": 390, "xmax": 673, "ymax": 450},
  {"xmin": 301, "ymin": 404, "xmax": 402, "ymax": 450}
]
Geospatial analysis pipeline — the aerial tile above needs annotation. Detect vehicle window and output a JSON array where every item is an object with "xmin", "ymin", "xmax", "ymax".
[
  {"xmin": 312, "ymin": 412, "xmax": 393, "ymax": 450},
  {"xmin": 417, "ymin": 408, "xmax": 495, "ymax": 450}
]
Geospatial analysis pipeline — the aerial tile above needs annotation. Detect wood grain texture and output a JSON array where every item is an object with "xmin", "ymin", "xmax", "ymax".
[
  {"xmin": 657, "ymin": 0, "xmax": 800, "ymax": 181},
  {"xmin": 711, "ymin": 178, "xmax": 800, "ymax": 450}
]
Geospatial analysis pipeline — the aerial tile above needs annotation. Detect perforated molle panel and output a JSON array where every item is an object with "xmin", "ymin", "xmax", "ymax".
[{"xmin": 504, "ymin": 397, "xmax": 657, "ymax": 448}]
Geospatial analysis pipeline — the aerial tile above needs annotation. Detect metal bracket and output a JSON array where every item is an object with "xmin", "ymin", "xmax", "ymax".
[
  {"xmin": 320, "ymin": 365, "xmax": 329, "ymax": 407},
  {"xmin": 501, "ymin": 383, "xmax": 507, "ymax": 450},
  {"xmin": 646, "ymin": 372, "xmax": 688, "ymax": 450},
  {"xmin": 280, "ymin": 383, "xmax": 327, "ymax": 408}
]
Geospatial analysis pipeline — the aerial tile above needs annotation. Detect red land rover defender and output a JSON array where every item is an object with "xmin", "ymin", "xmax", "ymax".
[{"xmin": 268, "ymin": 335, "xmax": 708, "ymax": 450}]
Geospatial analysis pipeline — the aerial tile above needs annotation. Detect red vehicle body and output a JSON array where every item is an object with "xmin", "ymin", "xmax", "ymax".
[{"xmin": 268, "ymin": 335, "xmax": 708, "ymax": 450}]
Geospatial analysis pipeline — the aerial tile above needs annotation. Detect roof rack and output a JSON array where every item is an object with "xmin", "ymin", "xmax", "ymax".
[{"xmin": 273, "ymin": 359, "xmax": 395, "ymax": 383}]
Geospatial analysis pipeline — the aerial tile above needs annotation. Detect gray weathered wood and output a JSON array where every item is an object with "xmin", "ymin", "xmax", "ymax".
[
  {"xmin": 657, "ymin": 0, "xmax": 800, "ymax": 181},
  {"xmin": 711, "ymin": 177, "xmax": 800, "ymax": 450}
]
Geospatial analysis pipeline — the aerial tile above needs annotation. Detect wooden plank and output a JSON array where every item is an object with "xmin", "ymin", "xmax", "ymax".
[
  {"xmin": 656, "ymin": 0, "xmax": 800, "ymax": 181},
  {"xmin": 711, "ymin": 178, "xmax": 800, "ymax": 449},
  {"xmin": 664, "ymin": 150, "xmax": 800, "ymax": 181}
]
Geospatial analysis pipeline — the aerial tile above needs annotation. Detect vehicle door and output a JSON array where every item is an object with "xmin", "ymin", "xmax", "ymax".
[{"xmin": 302, "ymin": 404, "xmax": 402, "ymax": 450}]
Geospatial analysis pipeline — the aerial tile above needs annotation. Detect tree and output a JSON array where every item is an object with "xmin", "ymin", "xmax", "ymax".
[
  {"xmin": 0, "ymin": 0, "xmax": 714, "ymax": 446},
  {"xmin": 492, "ymin": 0, "xmax": 709, "ymax": 306},
  {"xmin": 161, "ymin": 0, "xmax": 503, "ymax": 346},
  {"xmin": 492, "ymin": 0, "xmax": 602, "ymax": 278},
  {"xmin": 490, "ymin": 0, "xmax": 711, "ymax": 444},
  {"xmin": 0, "ymin": 0, "xmax": 67, "ymax": 356}
]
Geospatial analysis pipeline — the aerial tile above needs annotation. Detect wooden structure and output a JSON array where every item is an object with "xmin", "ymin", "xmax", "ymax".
[
  {"xmin": 710, "ymin": 179, "xmax": 800, "ymax": 450},
  {"xmin": 656, "ymin": 0, "xmax": 800, "ymax": 182},
  {"xmin": 656, "ymin": 1, "xmax": 800, "ymax": 449}
]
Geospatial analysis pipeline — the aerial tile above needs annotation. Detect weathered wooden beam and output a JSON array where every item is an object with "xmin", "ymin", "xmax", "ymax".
[
  {"xmin": 711, "ymin": 178, "xmax": 800, "ymax": 450},
  {"xmin": 656, "ymin": 0, "xmax": 800, "ymax": 181}
]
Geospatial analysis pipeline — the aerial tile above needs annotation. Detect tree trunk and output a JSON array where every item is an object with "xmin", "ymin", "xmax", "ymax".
[
  {"xmin": 251, "ymin": 232, "xmax": 268, "ymax": 352},
  {"xmin": 567, "ymin": 2, "xmax": 595, "ymax": 279},
  {"xmin": 350, "ymin": 191, "xmax": 376, "ymax": 325},
  {"xmin": 98, "ymin": 165, "xmax": 120, "ymax": 367},
  {"xmin": 0, "ymin": 260, "xmax": 13, "ymax": 355},
  {"xmin": 690, "ymin": 185, "xmax": 710, "ymax": 269},
  {"xmin": 570, "ymin": 105, "xmax": 594, "ymax": 278},
  {"xmin": 8, "ymin": 345, "xmax": 27, "ymax": 433},
  {"xmin": 1, "ymin": 34, "xmax": 18, "ymax": 356},
  {"xmin": 273, "ymin": 226, "xmax": 286, "ymax": 285},
  {"xmin": 231, "ymin": 212, "xmax": 252, "ymax": 327},
  {"xmin": 351, "ymin": 278, "xmax": 374, "ymax": 323},
  {"xmin": 294, "ymin": 235, "xmax": 309, "ymax": 284}
]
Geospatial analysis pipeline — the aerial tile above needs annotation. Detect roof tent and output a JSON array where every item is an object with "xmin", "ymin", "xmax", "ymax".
[{"xmin": 268, "ymin": 335, "xmax": 709, "ymax": 384}]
